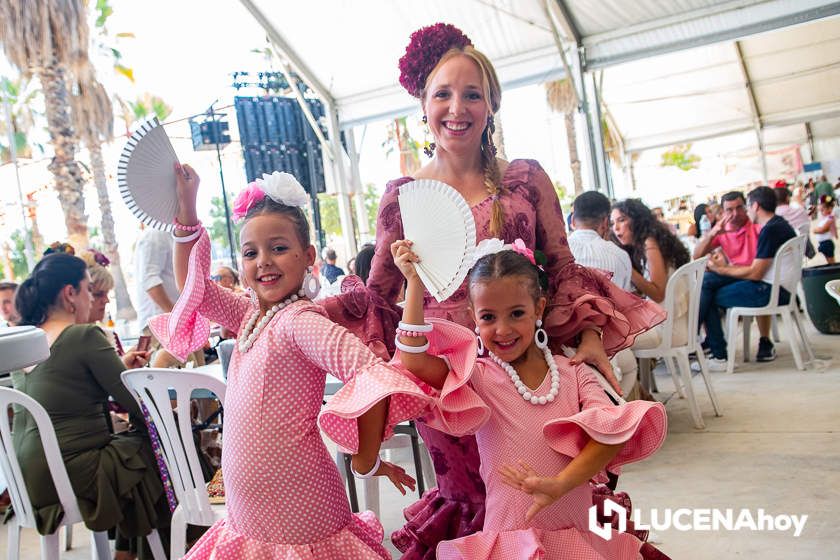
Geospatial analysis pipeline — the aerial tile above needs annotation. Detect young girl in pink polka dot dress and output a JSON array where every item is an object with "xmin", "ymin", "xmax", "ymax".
[
  {"xmin": 322, "ymin": 239, "xmax": 670, "ymax": 560},
  {"xmin": 151, "ymin": 165, "xmax": 435, "ymax": 559}
]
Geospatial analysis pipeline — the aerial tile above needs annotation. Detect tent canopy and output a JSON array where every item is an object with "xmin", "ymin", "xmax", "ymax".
[{"xmin": 240, "ymin": 0, "xmax": 840, "ymax": 129}]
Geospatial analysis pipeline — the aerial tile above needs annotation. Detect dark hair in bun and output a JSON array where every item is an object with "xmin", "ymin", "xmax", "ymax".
[{"xmin": 16, "ymin": 253, "xmax": 87, "ymax": 327}]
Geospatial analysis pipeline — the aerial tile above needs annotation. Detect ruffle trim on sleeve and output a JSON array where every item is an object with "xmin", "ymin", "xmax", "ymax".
[
  {"xmin": 414, "ymin": 319, "xmax": 492, "ymax": 437},
  {"xmin": 148, "ymin": 230, "xmax": 211, "ymax": 363},
  {"xmin": 319, "ymin": 275, "xmax": 402, "ymax": 360},
  {"xmin": 318, "ymin": 359, "xmax": 439, "ymax": 454},
  {"xmin": 543, "ymin": 401, "xmax": 667, "ymax": 476},
  {"xmin": 544, "ymin": 267, "xmax": 666, "ymax": 356}
]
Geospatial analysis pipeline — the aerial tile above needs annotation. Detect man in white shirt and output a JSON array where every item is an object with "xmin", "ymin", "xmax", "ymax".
[
  {"xmin": 568, "ymin": 192, "xmax": 633, "ymax": 291},
  {"xmin": 568, "ymin": 191, "xmax": 639, "ymax": 399},
  {"xmin": 135, "ymin": 227, "xmax": 180, "ymax": 334}
]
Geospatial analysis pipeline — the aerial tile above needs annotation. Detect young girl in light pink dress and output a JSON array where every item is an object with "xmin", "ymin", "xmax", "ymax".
[
  {"xmin": 150, "ymin": 165, "xmax": 431, "ymax": 559},
  {"xmin": 322, "ymin": 238, "xmax": 670, "ymax": 559}
]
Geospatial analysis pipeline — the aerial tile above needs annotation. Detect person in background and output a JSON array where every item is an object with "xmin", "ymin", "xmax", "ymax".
[
  {"xmin": 652, "ymin": 206, "xmax": 677, "ymax": 234},
  {"xmin": 568, "ymin": 192, "xmax": 639, "ymax": 399},
  {"xmin": 353, "ymin": 243, "xmax": 376, "ymax": 284},
  {"xmin": 569, "ymin": 192, "xmax": 632, "ymax": 291},
  {"xmin": 813, "ymin": 194, "xmax": 837, "ymax": 264},
  {"xmin": 0, "ymin": 281, "xmax": 19, "ymax": 327},
  {"xmin": 815, "ymin": 175, "xmax": 834, "ymax": 200},
  {"xmin": 774, "ymin": 182, "xmax": 810, "ymax": 233},
  {"xmin": 320, "ymin": 247, "xmax": 345, "ymax": 284},
  {"xmin": 212, "ymin": 266, "xmax": 241, "ymax": 292},
  {"xmin": 700, "ymin": 186, "xmax": 796, "ymax": 369},
  {"xmin": 81, "ymin": 249, "xmax": 115, "ymax": 325},
  {"xmin": 13, "ymin": 252, "xmax": 166, "ymax": 560},
  {"xmin": 693, "ymin": 191, "xmax": 759, "ymax": 265}
]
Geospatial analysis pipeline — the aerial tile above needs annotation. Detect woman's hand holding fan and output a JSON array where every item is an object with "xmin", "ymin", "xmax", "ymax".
[{"xmin": 398, "ymin": 179, "xmax": 477, "ymax": 302}]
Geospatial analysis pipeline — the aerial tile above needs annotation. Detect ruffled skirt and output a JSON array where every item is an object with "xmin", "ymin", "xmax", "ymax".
[{"xmin": 183, "ymin": 511, "xmax": 390, "ymax": 560}]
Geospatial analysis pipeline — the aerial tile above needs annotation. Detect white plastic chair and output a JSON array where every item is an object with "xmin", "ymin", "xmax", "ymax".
[
  {"xmin": 826, "ymin": 279, "xmax": 840, "ymax": 305},
  {"xmin": 121, "ymin": 369, "xmax": 227, "ymax": 559},
  {"xmin": 0, "ymin": 387, "xmax": 165, "ymax": 560},
  {"xmin": 633, "ymin": 257, "xmax": 722, "ymax": 429},
  {"xmin": 725, "ymin": 235, "xmax": 815, "ymax": 373}
]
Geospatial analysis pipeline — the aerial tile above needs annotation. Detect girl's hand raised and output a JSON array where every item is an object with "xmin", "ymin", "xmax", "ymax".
[
  {"xmin": 391, "ymin": 240, "xmax": 421, "ymax": 282},
  {"xmin": 174, "ymin": 162, "xmax": 200, "ymax": 225}
]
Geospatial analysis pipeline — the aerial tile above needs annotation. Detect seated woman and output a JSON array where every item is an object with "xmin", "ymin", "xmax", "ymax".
[
  {"xmin": 13, "ymin": 252, "xmax": 169, "ymax": 560},
  {"xmin": 612, "ymin": 199, "xmax": 691, "ymax": 349}
]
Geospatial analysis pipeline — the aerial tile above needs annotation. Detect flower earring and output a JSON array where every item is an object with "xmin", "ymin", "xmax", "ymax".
[
  {"xmin": 247, "ymin": 287, "xmax": 258, "ymax": 307},
  {"xmin": 475, "ymin": 326, "xmax": 485, "ymax": 356},
  {"xmin": 422, "ymin": 115, "xmax": 436, "ymax": 158},
  {"xmin": 301, "ymin": 266, "xmax": 320, "ymax": 299},
  {"xmin": 534, "ymin": 319, "xmax": 548, "ymax": 350}
]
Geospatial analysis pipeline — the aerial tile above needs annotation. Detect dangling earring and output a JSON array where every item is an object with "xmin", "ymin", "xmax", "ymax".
[
  {"xmin": 475, "ymin": 326, "xmax": 485, "ymax": 356},
  {"xmin": 422, "ymin": 115, "xmax": 436, "ymax": 158},
  {"xmin": 301, "ymin": 266, "xmax": 320, "ymax": 299},
  {"xmin": 485, "ymin": 115, "xmax": 497, "ymax": 157},
  {"xmin": 246, "ymin": 287, "xmax": 257, "ymax": 307},
  {"xmin": 534, "ymin": 319, "xmax": 548, "ymax": 350}
]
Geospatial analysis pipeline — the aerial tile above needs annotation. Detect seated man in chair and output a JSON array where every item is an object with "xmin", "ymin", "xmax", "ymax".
[{"xmin": 700, "ymin": 186, "xmax": 796, "ymax": 370}]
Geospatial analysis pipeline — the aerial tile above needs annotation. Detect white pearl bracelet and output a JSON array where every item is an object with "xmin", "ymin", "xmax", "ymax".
[
  {"xmin": 398, "ymin": 321, "xmax": 433, "ymax": 333},
  {"xmin": 351, "ymin": 455, "xmax": 381, "ymax": 479},
  {"xmin": 172, "ymin": 228, "xmax": 203, "ymax": 243}
]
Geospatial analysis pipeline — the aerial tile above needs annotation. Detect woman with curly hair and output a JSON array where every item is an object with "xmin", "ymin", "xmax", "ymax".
[{"xmin": 612, "ymin": 199, "xmax": 691, "ymax": 349}]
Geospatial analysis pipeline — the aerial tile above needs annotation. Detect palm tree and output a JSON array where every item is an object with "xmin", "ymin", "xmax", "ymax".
[
  {"xmin": 545, "ymin": 78, "xmax": 583, "ymax": 196},
  {"xmin": 0, "ymin": 1, "xmax": 92, "ymax": 249},
  {"xmin": 70, "ymin": 73, "xmax": 136, "ymax": 320}
]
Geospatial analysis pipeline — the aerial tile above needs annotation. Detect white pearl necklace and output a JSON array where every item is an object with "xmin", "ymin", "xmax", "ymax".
[
  {"xmin": 238, "ymin": 291, "xmax": 304, "ymax": 353},
  {"xmin": 488, "ymin": 346, "xmax": 560, "ymax": 405}
]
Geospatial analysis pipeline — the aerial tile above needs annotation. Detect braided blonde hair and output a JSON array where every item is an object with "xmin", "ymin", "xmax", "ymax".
[{"xmin": 423, "ymin": 47, "xmax": 505, "ymax": 235}]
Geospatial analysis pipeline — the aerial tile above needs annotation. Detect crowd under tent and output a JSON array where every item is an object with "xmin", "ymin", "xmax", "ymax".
[{"xmin": 237, "ymin": 0, "xmax": 840, "ymax": 256}]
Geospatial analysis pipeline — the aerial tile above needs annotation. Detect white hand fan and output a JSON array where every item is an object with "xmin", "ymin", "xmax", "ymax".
[
  {"xmin": 117, "ymin": 117, "xmax": 180, "ymax": 232},
  {"xmin": 398, "ymin": 179, "xmax": 476, "ymax": 302}
]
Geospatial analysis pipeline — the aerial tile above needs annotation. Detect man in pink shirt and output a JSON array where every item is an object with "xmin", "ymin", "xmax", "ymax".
[{"xmin": 693, "ymin": 191, "xmax": 759, "ymax": 265}]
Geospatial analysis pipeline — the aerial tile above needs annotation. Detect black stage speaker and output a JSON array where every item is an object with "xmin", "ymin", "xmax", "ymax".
[{"xmin": 234, "ymin": 96, "xmax": 327, "ymax": 194}]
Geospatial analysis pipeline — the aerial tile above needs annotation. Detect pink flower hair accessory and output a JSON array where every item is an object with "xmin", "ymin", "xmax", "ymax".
[
  {"xmin": 232, "ymin": 181, "xmax": 265, "ymax": 222},
  {"xmin": 511, "ymin": 239, "xmax": 537, "ymax": 266},
  {"xmin": 398, "ymin": 23, "xmax": 473, "ymax": 98}
]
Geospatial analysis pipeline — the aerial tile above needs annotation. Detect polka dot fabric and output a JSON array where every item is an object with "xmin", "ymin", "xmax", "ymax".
[
  {"xmin": 383, "ymin": 320, "xmax": 666, "ymax": 560},
  {"xmin": 155, "ymin": 229, "xmax": 394, "ymax": 559}
]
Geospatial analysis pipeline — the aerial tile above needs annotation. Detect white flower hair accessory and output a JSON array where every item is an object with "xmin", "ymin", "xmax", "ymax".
[
  {"xmin": 258, "ymin": 171, "xmax": 310, "ymax": 208},
  {"xmin": 471, "ymin": 238, "xmax": 506, "ymax": 266}
]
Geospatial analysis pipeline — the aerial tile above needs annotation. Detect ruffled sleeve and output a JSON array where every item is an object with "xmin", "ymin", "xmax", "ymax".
[
  {"xmin": 542, "ymin": 363, "xmax": 667, "ymax": 476},
  {"xmin": 517, "ymin": 160, "xmax": 666, "ymax": 354},
  {"xmin": 412, "ymin": 319, "xmax": 492, "ymax": 437},
  {"xmin": 283, "ymin": 303, "xmax": 429, "ymax": 454},
  {"xmin": 320, "ymin": 178, "xmax": 411, "ymax": 358},
  {"xmin": 148, "ymin": 229, "xmax": 250, "ymax": 362}
]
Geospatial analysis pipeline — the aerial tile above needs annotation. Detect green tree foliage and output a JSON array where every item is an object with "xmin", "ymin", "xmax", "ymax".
[
  {"xmin": 317, "ymin": 184, "xmax": 380, "ymax": 238},
  {"xmin": 9, "ymin": 230, "xmax": 29, "ymax": 280},
  {"xmin": 209, "ymin": 193, "xmax": 241, "ymax": 249},
  {"xmin": 661, "ymin": 144, "xmax": 701, "ymax": 171}
]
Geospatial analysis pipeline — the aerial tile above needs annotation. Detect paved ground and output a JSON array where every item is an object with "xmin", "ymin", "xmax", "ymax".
[{"xmin": 2, "ymin": 321, "xmax": 837, "ymax": 559}]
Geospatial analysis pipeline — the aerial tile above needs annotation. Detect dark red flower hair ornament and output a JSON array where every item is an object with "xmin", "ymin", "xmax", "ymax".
[{"xmin": 399, "ymin": 23, "xmax": 473, "ymax": 98}]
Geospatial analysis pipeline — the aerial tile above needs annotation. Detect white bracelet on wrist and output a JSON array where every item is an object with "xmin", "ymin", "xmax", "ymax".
[
  {"xmin": 350, "ymin": 455, "xmax": 381, "ymax": 479},
  {"xmin": 394, "ymin": 335, "xmax": 430, "ymax": 354},
  {"xmin": 172, "ymin": 228, "xmax": 203, "ymax": 243},
  {"xmin": 398, "ymin": 321, "xmax": 433, "ymax": 333}
]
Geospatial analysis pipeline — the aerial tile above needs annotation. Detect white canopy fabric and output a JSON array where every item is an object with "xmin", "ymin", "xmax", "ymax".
[{"xmin": 239, "ymin": 0, "xmax": 840, "ymax": 128}]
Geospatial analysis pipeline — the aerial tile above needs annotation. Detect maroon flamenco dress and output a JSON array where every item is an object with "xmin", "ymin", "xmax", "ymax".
[{"xmin": 321, "ymin": 159, "xmax": 666, "ymax": 559}]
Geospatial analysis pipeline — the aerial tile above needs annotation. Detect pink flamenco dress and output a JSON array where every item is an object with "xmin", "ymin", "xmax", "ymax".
[
  {"xmin": 320, "ymin": 159, "xmax": 666, "ymax": 558},
  {"xmin": 322, "ymin": 318, "xmax": 670, "ymax": 560},
  {"xmin": 149, "ymin": 230, "xmax": 435, "ymax": 559}
]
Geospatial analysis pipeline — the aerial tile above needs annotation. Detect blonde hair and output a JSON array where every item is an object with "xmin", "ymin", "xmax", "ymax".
[
  {"xmin": 81, "ymin": 253, "xmax": 114, "ymax": 293},
  {"xmin": 423, "ymin": 47, "xmax": 505, "ymax": 236}
]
